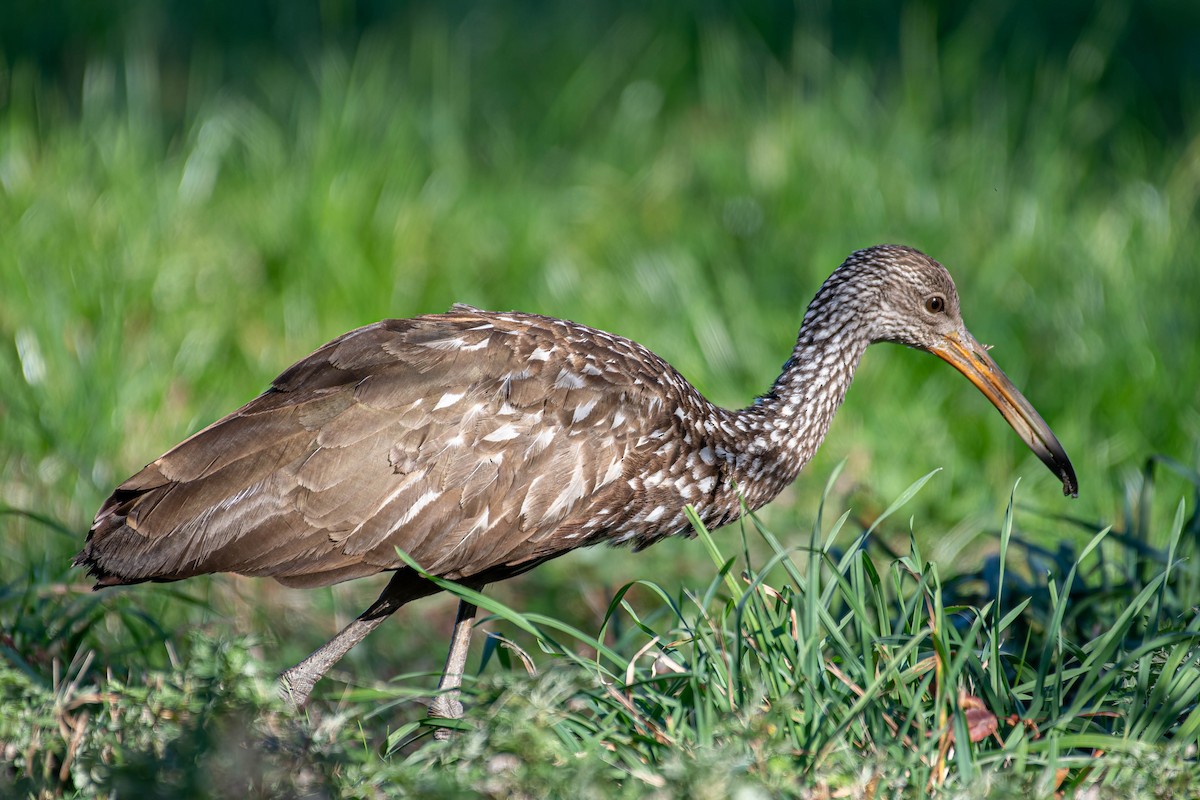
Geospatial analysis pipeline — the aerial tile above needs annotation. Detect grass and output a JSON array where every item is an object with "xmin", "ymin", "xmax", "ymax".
[
  {"xmin": 2, "ymin": 3, "xmax": 1200, "ymax": 796},
  {"xmin": 5, "ymin": 468, "xmax": 1199, "ymax": 797}
]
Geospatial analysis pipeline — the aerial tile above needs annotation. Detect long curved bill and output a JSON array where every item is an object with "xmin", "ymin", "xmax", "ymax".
[{"xmin": 930, "ymin": 331, "xmax": 1078, "ymax": 497}]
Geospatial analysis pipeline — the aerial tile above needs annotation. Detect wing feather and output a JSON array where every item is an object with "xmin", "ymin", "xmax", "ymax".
[{"xmin": 77, "ymin": 309, "xmax": 678, "ymax": 589}]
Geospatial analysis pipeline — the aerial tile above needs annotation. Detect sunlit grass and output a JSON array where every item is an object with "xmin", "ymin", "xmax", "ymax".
[{"xmin": 5, "ymin": 468, "xmax": 1198, "ymax": 797}]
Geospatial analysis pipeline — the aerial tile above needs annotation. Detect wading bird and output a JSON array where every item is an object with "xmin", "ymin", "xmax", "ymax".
[{"xmin": 76, "ymin": 245, "xmax": 1077, "ymax": 721}]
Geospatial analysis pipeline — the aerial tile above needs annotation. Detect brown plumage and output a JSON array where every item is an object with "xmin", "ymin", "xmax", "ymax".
[{"xmin": 76, "ymin": 245, "xmax": 1077, "ymax": 712}]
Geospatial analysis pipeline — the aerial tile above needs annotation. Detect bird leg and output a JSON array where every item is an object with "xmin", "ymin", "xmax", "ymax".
[
  {"xmin": 428, "ymin": 594, "xmax": 483, "ymax": 739},
  {"xmin": 279, "ymin": 571, "xmax": 431, "ymax": 708}
]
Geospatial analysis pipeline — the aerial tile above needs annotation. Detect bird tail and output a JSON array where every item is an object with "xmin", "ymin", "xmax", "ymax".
[{"xmin": 74, "ymin": 471, "xmax": 183, "ymax": 589}]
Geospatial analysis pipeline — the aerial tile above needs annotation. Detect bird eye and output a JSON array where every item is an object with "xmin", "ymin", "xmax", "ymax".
[{"xmin": 924, "ymin": 295, "xmax": 946, "ymax": 314}]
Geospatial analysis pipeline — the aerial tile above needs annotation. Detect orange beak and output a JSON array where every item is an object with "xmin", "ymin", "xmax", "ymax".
[{"xmin": 930, "ymin": 331, "xmax": 1078, "ymax": 497}]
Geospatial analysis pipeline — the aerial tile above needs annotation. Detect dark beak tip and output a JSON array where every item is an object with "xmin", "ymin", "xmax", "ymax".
[{"xmin": 1059, "ymin": 466, "xmax": 1079, "ymax": 498}]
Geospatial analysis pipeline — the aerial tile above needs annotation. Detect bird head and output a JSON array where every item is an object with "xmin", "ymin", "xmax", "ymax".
[{"xmin": 831, "ymin": 244, "xmax": 1079, "ymax": 497}]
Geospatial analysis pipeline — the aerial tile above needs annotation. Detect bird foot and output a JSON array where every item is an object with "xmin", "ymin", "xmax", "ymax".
[
  {"xmin": 428, "ymin": 693, "xmax": 464, "ymax": 740},
  {"xmin": 278, "ymin": 666, "xmax": 318, "ymax": 710}
]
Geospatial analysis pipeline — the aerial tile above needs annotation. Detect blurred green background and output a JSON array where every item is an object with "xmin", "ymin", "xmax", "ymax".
[{"xmin": 2, "ymin": 0, "xmax": 1199, "ymax": 703}]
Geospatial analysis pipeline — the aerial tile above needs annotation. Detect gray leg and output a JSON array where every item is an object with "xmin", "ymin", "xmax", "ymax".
[
  {"xmin": 279, "ymin": 615, "xmax": 391, "ymax": 707},
  {"xmin": 279, "ymin": 571, "xmax": 430, "ymax": 708},
  {"xmin": 428, "ymin": 595, "xmax": 482, "ymax": 738}
]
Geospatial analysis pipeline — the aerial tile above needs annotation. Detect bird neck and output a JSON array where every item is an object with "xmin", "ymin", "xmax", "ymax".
[{"xmin": 719, "ymin": 320, "xmax": 871, "ymax": 513}]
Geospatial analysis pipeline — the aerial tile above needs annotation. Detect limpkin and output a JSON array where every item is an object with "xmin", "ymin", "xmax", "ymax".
[{"xmin": 76, "ymin": 245, "xmax": 1077, "ymax": 719}]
